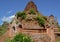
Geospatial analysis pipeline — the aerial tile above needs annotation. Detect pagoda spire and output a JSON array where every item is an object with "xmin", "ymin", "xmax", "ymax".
[
  {"xmin": 30, "ymin": 0, "xmax": 32, "ymax": 1},
  {"xmin": 24, "ymin": 0, "xmax": 38, "ymax": 12}
]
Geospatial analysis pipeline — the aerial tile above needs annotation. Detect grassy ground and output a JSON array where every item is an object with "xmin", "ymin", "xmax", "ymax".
[{"xmin": 56, "ymin": 36, "xmax": 60, "ymax": 42}]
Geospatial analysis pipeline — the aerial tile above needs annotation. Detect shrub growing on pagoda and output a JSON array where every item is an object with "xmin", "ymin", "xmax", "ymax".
[
  {"xmin": 36, "ymin": 16, "xmax": 45, "ymax": 27},
  {"xmin": 29, "ymin": 9, "xmax": 35, "ymax": 14},
  {"xmin": 16, "ymin": 12, "xmax": 26, "ymax": 19}
]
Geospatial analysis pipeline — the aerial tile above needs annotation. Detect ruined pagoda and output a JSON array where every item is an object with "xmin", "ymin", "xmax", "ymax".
[{"xmin": 8, "ymin": 0, "xmax": 57, "ymax": 42}]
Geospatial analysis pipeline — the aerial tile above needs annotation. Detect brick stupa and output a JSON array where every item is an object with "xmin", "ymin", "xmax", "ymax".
[{"xmin": 1, "ymin": 1, "xmax": 57, "ymax": 42}]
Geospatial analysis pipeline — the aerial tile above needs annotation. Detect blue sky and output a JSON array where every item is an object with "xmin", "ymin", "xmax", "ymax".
[{"xmin": 0, "ymin": 0, "xmax": 60, "ymax": 25}]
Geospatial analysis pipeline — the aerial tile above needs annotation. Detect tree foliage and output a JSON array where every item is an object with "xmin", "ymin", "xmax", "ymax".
[{"xmin": 12, "ymin": 33, "xmax": 32, "ymax": 42}]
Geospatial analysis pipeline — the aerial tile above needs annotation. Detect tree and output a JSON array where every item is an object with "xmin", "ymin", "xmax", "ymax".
[{"xmin": 12, "ymin": 33, "xmax": 32, "ymax": 42}]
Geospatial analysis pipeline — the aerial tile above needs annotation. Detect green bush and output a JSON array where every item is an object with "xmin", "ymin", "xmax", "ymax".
[
  {"xmin": 4, "ymin": 33, "xmax": 32, "ymax": 42},
  {"xmin": 36, "ymin": 16, "xmax": 45, "ymax": 27},
  {"xmin": 16, "ymin": 12, "xmax": 26, "ymax": 19},
  {"xmin": 12, "ymin": 33, "xmax": 32, "ymax": 42},
  {"xmin": 16, "ymin": 21, "xmax": 18, "ymax": 24},
  {"xmin": 43, "ymin": 16, "xmax": 47, "ymax": 20},
  {"xmin": 58, "ymin": 26, "xmax": 60, "ymax": 32},
  {"xmin": 29, "ymin": 9, "xmax": 35, "ymax": 14},
  {"xmin": 0, "ymin": 22, "xmax": 8, "ymax": 36},
  {"xmin": 0, "ymin": 27, "xmax": 7, "ymax": 36},
  {"xmin": 5, "ymin": 38, "xmax": 11, "ymax": 42}
]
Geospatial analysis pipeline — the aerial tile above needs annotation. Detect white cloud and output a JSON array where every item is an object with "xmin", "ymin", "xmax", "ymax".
[
  {"xmin": 2, "ymin": 15, "xmax": 15, "ymax": 22},
  {"xmin": 7, "ymin": 10, "xmax": 14, "ymax": 14}
]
